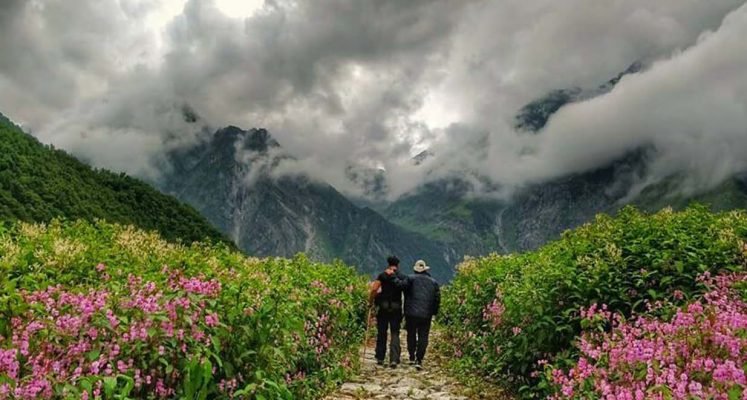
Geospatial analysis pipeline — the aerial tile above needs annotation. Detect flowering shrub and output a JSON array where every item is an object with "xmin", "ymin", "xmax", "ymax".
[
  {"xmin": 0, "ymin": 219, "xmax": 368, "ymax": 399},
  {"xmin": 2, "ymin": 273, "xmax": 223, "ymax": 399},
  {"xmin": 439, "ymin": 205, "xmax": 747, "ymax": 398},
  {"xmin": 546, "ymin": 272, "xmax": 747, "ymax": 399}
]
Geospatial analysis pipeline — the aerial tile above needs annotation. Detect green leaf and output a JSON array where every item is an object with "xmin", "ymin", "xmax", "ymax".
[
  {"xmin": 728, "ymin": 385, "xmax": 743, "ymax": 400},
  {"xmin": 211, "ymin": 336, "xmax": 221, "ymax": 353},
  {"xmin": 80, "ymin": 378, "xmax": 93, "ymax": 393},
  {"xmin": 86, "ymin": 348, "xmax": 101, "ymax": 362},
  {"xmin": 117, "ymin": 374, "xmax": 134, "ymax": 397},
  {"xmin": 102, "ymin": 376, "xmax": 117, "ymax": 398}
]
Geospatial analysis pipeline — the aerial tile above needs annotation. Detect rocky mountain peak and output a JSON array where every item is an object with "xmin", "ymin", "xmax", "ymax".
[
  {"xmin": 413, "ymin": 150, "xmax": 434, "ymax": 166},
  {"xmin": 213, "ymin": 126, "xmax": 280, "ymax": 153}
]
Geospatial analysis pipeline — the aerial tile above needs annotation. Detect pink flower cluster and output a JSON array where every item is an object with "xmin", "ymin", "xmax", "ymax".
[
  {"xmin": 548, "ymin": 273, "xmax": 747, "ymax": 400},
  {"xmin": 0, "ymin": 266, "xmax": 224, "ymax": 399},
  {"xmin": 310, "ymin": 280, "xmax": 333, "ymax": 296},
  {"xmin": 483, "ymin": 298, "xmax": 505, "ymax": 328},
  {"xmin": 305, "ymin": 312, "xmax": 332, "ymax": 360},
  {"xmin": 579, "ymin": 303, "xmax": 611, "ymax": 321}
]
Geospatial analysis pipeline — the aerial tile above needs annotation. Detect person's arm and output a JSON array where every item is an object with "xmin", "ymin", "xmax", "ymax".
[
  {"xmin": 393, "ymin": 271, "xmax": 410, "ymax": 290},
  {"xmin": 369, "ymin": 280, "xmax": 382, "ymax": 305}
]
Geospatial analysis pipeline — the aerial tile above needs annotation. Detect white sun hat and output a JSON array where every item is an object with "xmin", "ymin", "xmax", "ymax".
[{"xmin": 413, "ymin": 259, "xmax": 430, "ymax": 272}]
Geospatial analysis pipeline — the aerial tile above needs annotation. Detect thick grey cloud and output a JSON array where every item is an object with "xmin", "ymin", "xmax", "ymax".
[
  {"xmin": 397, "ymin": 0, "xmax": 747, "ymax": 198},
  {"xmin": 0, "ymin": 0, "xmax": 162, "ymax": 120},
  {"xmin": 1, "ymin": 0, "xmax": 746, "ymax": 200},
  {"xmin": 527, "ymin": 4, "xmax": 747, "ymax": 194}
]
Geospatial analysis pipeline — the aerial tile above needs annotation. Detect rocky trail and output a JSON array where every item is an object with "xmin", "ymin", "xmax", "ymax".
[{"xmin": 325, "ymin": 329, "xmax": 500, "ymax": 400}]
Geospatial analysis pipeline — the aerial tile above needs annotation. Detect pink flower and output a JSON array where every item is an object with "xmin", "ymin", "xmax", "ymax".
[
  {"xmin": 483, "ymin": 299, "xmax": 505, "ymax": 328},
  {"xmin": 205, "ymin": 313, "xmax": 219, "ymax": 327},
  {"xmin": 548, "ymin": 272, "xmax": 747, "ymax": 399}
]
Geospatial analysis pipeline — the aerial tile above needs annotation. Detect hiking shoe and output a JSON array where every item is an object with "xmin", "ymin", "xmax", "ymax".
[
  {"xmin": 408, "ymin": 356, "xmax": 416, "ymax": 365},
  {"xmin": 376, "ymin": 359, "xmax": 385, "ymax": 366},
  {"xmin": 415, "ymin": 361, "xmax": 423, "ymax": 371},
  {"xmin": 389, "ymin": 362, "xmax": 398, "ymax": 369}
]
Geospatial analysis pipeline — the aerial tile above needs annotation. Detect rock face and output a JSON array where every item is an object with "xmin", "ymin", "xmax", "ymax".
[{"xmin": 157, "ymin": 126, "xmax": 456, "ymax": 280}]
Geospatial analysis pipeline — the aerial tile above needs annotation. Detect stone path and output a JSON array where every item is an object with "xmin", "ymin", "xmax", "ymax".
[{"xmin": 325, "ymin": 329, "xmax": 469, "ymax": 400}]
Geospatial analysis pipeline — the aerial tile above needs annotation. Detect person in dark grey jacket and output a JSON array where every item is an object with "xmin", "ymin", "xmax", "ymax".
[{"xmin": 403, "ymin": 259, "xmax": 440, "ymax": 369}]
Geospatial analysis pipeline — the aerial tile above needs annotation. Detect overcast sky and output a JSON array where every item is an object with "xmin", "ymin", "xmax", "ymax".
[{"xmin": 1, "ymin": 0, "xmax": 746, "ymax": 199}]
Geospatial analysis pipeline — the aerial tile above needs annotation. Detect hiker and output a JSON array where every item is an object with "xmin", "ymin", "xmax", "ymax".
[
  {"xmin": 403, "ymin": 259, "xmax": 440, "ymax": 370},
  {"xmin": 369, "ymin": 256, "xmax": 408, "ymax": 368}
]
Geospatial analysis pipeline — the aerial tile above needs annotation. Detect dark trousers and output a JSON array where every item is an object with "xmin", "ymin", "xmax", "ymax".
[
  {"xmin": 406, "ymin": 316, "xmax": 432, "ymax": 362},
  {"xmin": 375, "ymin": 311, "xmax": 402, "ymax": 364}
]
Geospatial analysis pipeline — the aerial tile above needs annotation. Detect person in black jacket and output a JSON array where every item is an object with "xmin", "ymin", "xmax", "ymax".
[
  {"xmin": 403, "ymin": 259, "xmax": 440, "ymax": 369},
  {"xmin": 369, "ymin": 256, "xmax": 408, "ymax": 368}
]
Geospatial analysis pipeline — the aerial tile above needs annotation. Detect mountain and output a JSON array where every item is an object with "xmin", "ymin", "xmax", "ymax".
[
  {"xmin": 156, "ymin": 126, "xmax": 455, "ymax": 280},
  {"xmin": 9, "ymin": 57, "xmax": 738, "ymax": 281},
  {"xmin": 149, "ymin": 57, "xmax": 744, "ymax": 277},
  {"xmin": 0, "ymin": 112, "xmax": 232, "ymax": 246},
  {"xmin": 386, "ymin": 150, "xmax": 747, "ymax": 261},
  {"xmin": 383, "ymin": 177, "xmax": 503, "ymax": 256},
  {"xmin": 383, "ymin": 149, "xmax": 652, "ymax": 255}
]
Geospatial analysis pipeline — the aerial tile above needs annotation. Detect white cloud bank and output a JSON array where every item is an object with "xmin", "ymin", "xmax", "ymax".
[{"xmin": 1, "ymin": 0, "xmax": 746, "ymax": 199}]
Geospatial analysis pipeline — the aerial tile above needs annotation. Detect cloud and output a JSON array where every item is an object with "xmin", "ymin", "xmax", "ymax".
[
  {"xmin": 527, "ymin": 4, "xmax": 747, "ymax": 193},
  {"xmin": 1, "ymin": 0, "xmax": 746, "ymax": 200},
  {"xmin": 413, "ymin": 0, "xmax": 747, "ymax": 198}
]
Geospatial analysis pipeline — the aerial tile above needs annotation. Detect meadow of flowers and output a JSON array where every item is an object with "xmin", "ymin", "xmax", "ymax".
[
  {"xmin": 0, "ymin": 219, "xmax": 368, "ymax": 399},
  {"xmin": 545, "ymin": 272, "xmax": 747, "ymax": 399},
  {"xmin": 440, "ymin": 205, "xmax": 747, "ymax": 399}
]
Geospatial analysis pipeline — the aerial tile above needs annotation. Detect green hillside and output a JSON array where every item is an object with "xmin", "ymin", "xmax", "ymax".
[
  {"xmin": 0, "ymin": 113, "xmax": 231, "ymax": 246},
  {"xmin": 634, "ymin": 174, "xmax": 747, "ymax": 212}
]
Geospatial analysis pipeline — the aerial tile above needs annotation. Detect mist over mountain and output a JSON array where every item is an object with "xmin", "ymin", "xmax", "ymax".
[
  {"xmin": 152, "ymin": 69, "xmax": 747, "ymax": 277},
  {"xmin": 514, "ymin": 61, "xmax": 644, "ymax": 133},
  {"xmin": 3, "ymin": 1, "xmax": 747, "ymax": 203},
  {"xmin": 380, "ymin": 61, "xmax": 747, "ymax": 258},
  {"xmin": 155, "ymin": 125, "xmax": 456, "ymax": 280}
]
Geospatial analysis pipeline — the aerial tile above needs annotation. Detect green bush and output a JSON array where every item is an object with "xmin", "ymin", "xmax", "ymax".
[
  {"xmin": 440, "ymin": 205, "xmax": 747, "ymax": 398},
  {"xmin": 0, "ymin": 219, "xmax": 368, "ymax": 399}
]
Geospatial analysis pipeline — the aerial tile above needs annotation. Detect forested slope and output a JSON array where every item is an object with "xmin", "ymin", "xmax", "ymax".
[{"xmin": 0, "ymin": 113, "xmax": 231, "ymax": 246}]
